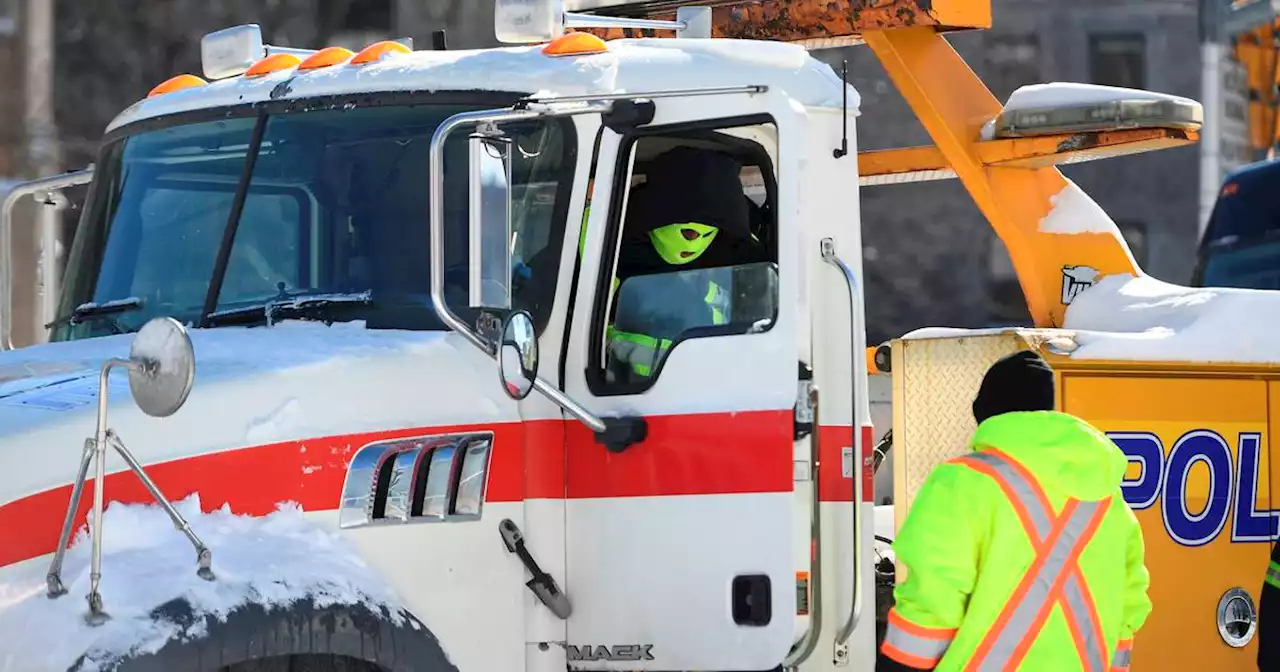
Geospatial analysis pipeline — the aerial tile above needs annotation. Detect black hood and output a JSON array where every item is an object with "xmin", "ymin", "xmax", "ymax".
[{"xmin": 617, "ymin": 147, "xmax": 755, "ymax": 278}]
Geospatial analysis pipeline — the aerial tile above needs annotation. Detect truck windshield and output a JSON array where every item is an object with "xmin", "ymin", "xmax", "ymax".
[
  {"xmin": 53, "ymin": 101, "xmax": 574, "ymax": 341},
  {"xmin": 1195, "ymin": 161, "xmax": 1280, "ymax": 290}
]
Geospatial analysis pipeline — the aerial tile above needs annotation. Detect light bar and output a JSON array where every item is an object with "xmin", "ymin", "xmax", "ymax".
[
  {"xmin": 495, "ymin": 0, "xmax": 709, "ymax": 44},
  {"xmin": 989, "ymin": 83, "xmax": 1203, "ymax": 139}
]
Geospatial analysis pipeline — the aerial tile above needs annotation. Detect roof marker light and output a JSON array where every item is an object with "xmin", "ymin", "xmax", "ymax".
[
  {"xmin": 298, "ymin": 46, "xmax": 355, "ymax": 71},
  {"xmin": 542, "ymin": 32, "xmax": 607, "ymax": 57},
  {"xmin": 148, "ymin": 74, "xmax": 208, "ymax": 98},
  {"xmin": 245, "ymin": 53, "xmax": 302, "ymax": 78},
  {"xmin": 351, "ymin": 40, "xmax": 411, "ymax": 65}
]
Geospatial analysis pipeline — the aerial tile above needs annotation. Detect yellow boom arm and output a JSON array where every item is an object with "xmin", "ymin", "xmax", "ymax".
[{"xmin": 577, "ymin": 0, "xmax": 1198, "ymax": 327}]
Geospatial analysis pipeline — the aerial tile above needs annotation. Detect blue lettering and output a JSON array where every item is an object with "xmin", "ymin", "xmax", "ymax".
[
  {"xmin": 1107, "ymin": 429, "xmax": 1275, "ymax": 546},
  {"xmin": 1161, "ymin": 431, "xmax": 1233, "ymax": 547},
  {"xmin": 1111, "ymin": 432, "xmax": 1163, "ymax": 510},
  {"xmin": 1232, "ymin": 433, "xmax": 1278, "ymax": 542}
]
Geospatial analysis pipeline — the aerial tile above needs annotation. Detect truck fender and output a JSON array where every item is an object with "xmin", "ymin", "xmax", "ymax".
[{"xmin": 71, "ymin": 596, "xmax": 459, "ymax": 672}]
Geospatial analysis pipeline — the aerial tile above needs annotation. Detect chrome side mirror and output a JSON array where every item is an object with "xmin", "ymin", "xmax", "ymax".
[
  {"xmin": 468, "ymin": 130, "xmax": 514, "ymax": 311},
  {"xmin": 498, "ymin": 310, "xmax": 538, "ymax": 400},
  {"xmin": 46, "ymin": 316, "xmax": 212, "ymax": 626},
  {"xmin": 129, "ymin": 316, "xmax": 197, "ymax": 417}
]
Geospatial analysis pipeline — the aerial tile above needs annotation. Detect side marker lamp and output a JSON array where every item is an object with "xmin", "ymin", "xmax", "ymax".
[
  {"xmin": 148, "ymin": 74, "xmax": 207, "ymax": 98},
  {"xmin": 542, "ymin": 32, "xmax": 608, "ymax": 56},
  {"xmin": 351, "ymin": 40, "xmax": 412, "ymax": 65},
  {"xmin": 245, "ymin": 53, "xmax": 302, "ymax": 79},
  {"xmin": 298, "ymin": 46, "xmax": 355, "ymax": 70}
]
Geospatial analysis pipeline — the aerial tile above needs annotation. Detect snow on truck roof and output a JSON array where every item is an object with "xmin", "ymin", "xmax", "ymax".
[{"xmin": 107, "ymin": 38, "xmax": 858, "ymax": 133}]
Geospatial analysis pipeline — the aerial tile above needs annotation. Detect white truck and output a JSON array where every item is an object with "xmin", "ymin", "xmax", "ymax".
[{"xmin": 0, "ymin": 0, "xmax": 1222, "ymax": 669}]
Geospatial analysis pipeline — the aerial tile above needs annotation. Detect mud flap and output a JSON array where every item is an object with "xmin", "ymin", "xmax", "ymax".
[{"xmin": 70, "ymin": 597, "xmax": 459, "ymax": 672}]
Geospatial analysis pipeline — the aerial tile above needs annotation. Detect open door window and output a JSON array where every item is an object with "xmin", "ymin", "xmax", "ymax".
[{"xmin": 563, "ymin": 97, "xmax": 802, "ymax": 671}]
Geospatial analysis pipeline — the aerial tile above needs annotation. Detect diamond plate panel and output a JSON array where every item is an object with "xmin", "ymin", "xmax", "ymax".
[{"xmin": 891, "ymin": 331, "xmax": 1053, "ymax": 533}]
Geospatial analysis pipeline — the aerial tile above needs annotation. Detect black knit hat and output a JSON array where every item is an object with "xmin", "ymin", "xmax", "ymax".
[
  {"xmin": 630, "ymin": 147, "xmax": 751, "ymax": 241},
  {"xmin": 972, "ymin": 350, "xmax": 1056, "ymax": 425}
]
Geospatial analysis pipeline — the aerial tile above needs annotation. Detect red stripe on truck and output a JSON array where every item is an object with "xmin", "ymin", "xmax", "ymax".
[
  {"xmin": 817, "ymin": 424, "xmax": 876, "ymax": 503},
  {"xmin": 0, "ymin": 410, "xmax": 864, "ymax": 568}
]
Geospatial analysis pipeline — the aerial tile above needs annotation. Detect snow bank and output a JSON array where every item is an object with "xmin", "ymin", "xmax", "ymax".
[
  {"xmin": 0, "ymin": 496, "xmax": 406, "ymax": 672},
  {"xmin": 1064, "ymin": 273, "xmax": 1280, "ymax": 364}
]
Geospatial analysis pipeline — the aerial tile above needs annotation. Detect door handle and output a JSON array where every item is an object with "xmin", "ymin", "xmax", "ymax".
[{"xmin": 499, "ymin": 518, "xmax": 572, "ymax": 619}]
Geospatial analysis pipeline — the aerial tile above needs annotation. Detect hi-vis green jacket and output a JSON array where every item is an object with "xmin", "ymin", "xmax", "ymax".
[{"xmin": 880, "ymin": 411, "xmax": 1152, "ymax": 671}]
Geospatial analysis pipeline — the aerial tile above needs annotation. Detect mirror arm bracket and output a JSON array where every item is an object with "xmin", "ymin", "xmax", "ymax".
[
  {"xmin": 602, "ymin": 99, "xmax": 656, "ymax": 133},
  {"xmin": 594, "ymin": 416, "xmax": 648, "ymax": 453}
]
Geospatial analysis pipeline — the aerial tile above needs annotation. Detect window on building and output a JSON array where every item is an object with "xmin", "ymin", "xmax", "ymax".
[
  {"xmin": 1089, "ymin": 34, "xmax": 1146, "ymax": 89},
  {"xmin": 0, "ymin": 0, "xmax": 16, "ymax": 35},
  {"xmin": 984, "ymin": 33, "xmax": 1042, "ymax": 100}
]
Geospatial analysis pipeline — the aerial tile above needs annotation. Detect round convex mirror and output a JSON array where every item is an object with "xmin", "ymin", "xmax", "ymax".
[
  {"xmin": 128, "ymin": 317, "xmax": 196, "ymax": 418},
  {"xmin": 498, "ymin": 310, "xmax": 538, "ymax": 401}
]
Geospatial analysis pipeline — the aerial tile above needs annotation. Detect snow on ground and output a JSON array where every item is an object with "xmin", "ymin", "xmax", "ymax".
[
  {"xmin": 1064, "ymin": 273, "xmax": 1280, "ymax": 364},
  {"xmin": 0, "ymin": 496, "xmax": 406, "ymax": 672}
]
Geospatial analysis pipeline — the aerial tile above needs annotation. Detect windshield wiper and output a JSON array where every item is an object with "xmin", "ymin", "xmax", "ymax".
[
  {"xmin": 203, "ymin": 290, "xmax": 374, "ymax": 327},
  {"xmin": 45, "ymin": 296, "xmax": 145, "ymax": 332}
]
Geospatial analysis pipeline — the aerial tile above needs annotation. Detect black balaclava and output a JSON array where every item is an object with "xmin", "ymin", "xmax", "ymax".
[
  {"xmin": 971, "ymin": 350, "xmax": 1056, "ymax": 425},
  {"xmin": 617, "ymin": 147, "xmax": 751, "ymax": 279}
]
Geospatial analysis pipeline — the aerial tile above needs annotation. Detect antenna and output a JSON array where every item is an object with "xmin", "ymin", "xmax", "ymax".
[{"xmin": 833, "ymin": 59, "xmax": 849, "ymax": 159}]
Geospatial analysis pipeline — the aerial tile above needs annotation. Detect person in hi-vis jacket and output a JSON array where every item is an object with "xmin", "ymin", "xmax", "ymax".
[{"xmin": 878, "ymin": 350, "xmax": 1152, "ymax": 671}]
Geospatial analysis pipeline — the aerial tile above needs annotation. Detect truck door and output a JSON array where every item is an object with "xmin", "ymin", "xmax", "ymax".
[{"xmin": 562, "ymin": 93, "xmax": 802, "ymax": 670}]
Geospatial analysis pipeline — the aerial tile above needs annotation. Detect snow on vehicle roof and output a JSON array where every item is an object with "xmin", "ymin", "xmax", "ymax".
[
  {"xmin": 0, "ymin": 496, "xmax": 409, "ymax": 671},
  {"xmin": 1063, "ymin": 274, "xmax": 1280, "ymax": 365},
  {"xmin": 108, "ymin": 38, "xmax": 857, "ymax": 133},
  {"xmin": 899, "ymin": 274, "xmax": 1280, "ymax": 366}
]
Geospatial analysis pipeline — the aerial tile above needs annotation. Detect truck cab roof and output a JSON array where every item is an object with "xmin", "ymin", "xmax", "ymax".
[{"xmin": 108, "ymin": 38, "xmax": 859, "ymax": 134}]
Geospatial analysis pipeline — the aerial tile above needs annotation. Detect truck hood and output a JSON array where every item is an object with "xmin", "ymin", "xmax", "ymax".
[{"xmin": 0, "ymin": 321, "xmax": 517, "ymax": 523}]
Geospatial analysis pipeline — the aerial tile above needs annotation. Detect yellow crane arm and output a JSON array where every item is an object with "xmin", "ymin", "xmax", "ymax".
[{"xmin": 573, "ymin": 0, "xmax": 1196, "ymax": 327}]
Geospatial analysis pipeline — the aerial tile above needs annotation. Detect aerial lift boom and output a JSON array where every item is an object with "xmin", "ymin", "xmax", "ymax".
[{"xmin": 570, "ymin": 0, "xmax": 1195, "ymax": 328}]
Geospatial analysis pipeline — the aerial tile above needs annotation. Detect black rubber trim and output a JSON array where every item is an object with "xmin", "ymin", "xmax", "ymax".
[
  {"xmin": 75, "ymin": 597, "xmax": 459, "ymax": 672},
  {"xmin": 558, "ymin": 123, "xmax": 608, "ymax": 392}
]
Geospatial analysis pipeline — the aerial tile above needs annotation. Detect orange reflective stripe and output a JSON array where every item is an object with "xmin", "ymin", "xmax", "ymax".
[
  {"xmin": 954, "ymin": 450, "xmax": 1112, "ymax": 672},
  {"xmin": 972, "ymin": 447, "xmax": 1109, "ymax": 669},
  {"xmin": 880, "ymin": 609, "xmax": 957, "ymax": 668},
  {"xmin": 1111, "ymin": 639, "xmax": 1132, "ymax": 671}
]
